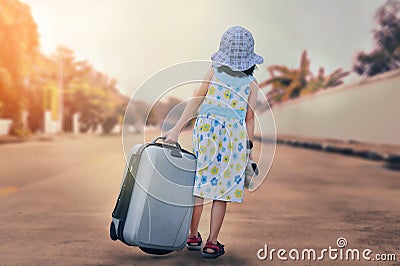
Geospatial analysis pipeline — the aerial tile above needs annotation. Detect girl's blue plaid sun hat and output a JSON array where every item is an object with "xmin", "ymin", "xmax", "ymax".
[{"xmin": 211, "ymin": 26, "xmax": 264, "ymax": 71}]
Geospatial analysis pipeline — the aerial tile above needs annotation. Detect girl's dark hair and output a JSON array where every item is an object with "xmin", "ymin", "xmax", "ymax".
[{"xmin": 217, "ymin": 65, "xmax": 257, "ymax": 77}]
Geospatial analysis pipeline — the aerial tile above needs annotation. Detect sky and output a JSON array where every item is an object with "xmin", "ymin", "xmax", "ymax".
[{"xmin": 21, "ymin": 0, "xmax": 385, "ymax": 100}]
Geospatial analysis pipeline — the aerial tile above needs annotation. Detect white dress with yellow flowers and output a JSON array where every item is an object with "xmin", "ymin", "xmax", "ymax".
[{"xmin": 192, "ymin": 67, "xmax": 255, "ymax": 203}]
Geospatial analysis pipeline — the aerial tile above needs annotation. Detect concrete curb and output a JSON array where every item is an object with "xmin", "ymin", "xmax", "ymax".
[
  {"xmin": 255, "ymin": 135, "xmax": 400, "ymax": 171},
  {"xmin": 0, "ymin": 135, "xmax": 53, "ymax": 145},
  {"xmin": 0, "ymin": 136, "xmax": 27, "ymax": 144}
]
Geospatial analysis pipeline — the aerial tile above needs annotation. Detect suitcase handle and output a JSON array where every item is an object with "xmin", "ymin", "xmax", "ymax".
[{"xmin": 153, "ymin": 136, "xmax": 183, "ymax": 151}]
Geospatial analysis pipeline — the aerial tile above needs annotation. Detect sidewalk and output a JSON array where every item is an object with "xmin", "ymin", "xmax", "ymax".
[{"xmin": 255, "ymin": 134, "xmax": 400, "ymax": 170}]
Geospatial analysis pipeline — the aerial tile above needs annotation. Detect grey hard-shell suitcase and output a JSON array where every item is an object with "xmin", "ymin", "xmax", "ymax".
[{"xmin": 110, "ymin": 137, "xmax": 197, "ymax": 255}]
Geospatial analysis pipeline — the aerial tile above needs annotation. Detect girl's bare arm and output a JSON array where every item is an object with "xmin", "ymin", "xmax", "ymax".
[
  {"xmin": 164, "ymin": 68, "xmax": 214, "ymax": 143},
  {"xmin": 245, "ymin": 81, "xmax": 258, "ymax": 142}
]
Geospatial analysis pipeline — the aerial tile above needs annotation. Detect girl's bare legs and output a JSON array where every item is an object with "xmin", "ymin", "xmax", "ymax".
[
  {"xmin": 206, "ymin": 200, "xmax": 227, "ymax": 252},
  {"xmin": 189, "ymin": 196, "xmax": 204, "ymax": 237}
]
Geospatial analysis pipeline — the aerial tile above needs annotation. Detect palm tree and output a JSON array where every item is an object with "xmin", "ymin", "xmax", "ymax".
[
  {"xmin": 353, "ymin": 0, "xmax": 400, "ymax": 76},
  {"xmin": 260, "ymin": 50, "xmax": 349, "ymax": 104},
  {"xmin": 259, "ymin": 50, "xmax": 312, "ymax": 103},
  {"xmin": 300, "ymin": 67, "xmax": 349, "ymax": 96},
  {"xmin": 323, "ymin": 68, "xmax": 349, "ymax": 88}
]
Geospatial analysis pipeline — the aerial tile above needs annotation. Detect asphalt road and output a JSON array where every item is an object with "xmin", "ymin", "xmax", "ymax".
[{"xmin": 0, "ymin": 133, "xmax": 399, "ymax": 265}]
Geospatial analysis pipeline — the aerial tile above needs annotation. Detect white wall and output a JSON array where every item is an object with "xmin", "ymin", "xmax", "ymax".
[
  {"xmin": 0, "ymin": 119, "xmax": 12, "ymax": 135},
  {"xmin": 44, "ymin": 111, "xmax": 60, "ymax": 135},
  {"xmin": 256, "ymin": 70, "xmax": 400, "ymax": 146}
]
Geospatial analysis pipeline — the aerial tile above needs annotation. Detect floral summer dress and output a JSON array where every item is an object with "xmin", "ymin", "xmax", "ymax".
[{"xmin": 192, "ymin": 67, "xmax": 256, "ymax": 203}]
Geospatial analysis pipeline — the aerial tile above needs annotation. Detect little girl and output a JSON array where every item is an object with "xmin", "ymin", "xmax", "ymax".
[{"xmin": 164, "ymin": 26, "xmax": 263, "ymax": 259}]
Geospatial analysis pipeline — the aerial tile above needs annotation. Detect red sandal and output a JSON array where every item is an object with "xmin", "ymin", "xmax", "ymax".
[
  {"xmin": 186, "ymin": 232, "xmax": 202, "ymax": 251},
  {"xmin": 201, "ymin": 241, "xmax": 225, "ymax": 259}
]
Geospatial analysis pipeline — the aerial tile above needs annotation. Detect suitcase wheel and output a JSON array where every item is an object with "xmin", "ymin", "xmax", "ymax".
[
  {"xmin": 110, "ymin": 222, "xmax": 118, "ymax": 241},
  {"xmin": 139, "ymin": 247, "xmax": 174, "ymax": 255}
]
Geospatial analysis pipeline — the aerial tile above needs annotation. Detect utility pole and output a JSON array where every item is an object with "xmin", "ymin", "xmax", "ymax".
[{"xmin": 58, "ymin": 57, "xmax": 63, "ymax": 133}]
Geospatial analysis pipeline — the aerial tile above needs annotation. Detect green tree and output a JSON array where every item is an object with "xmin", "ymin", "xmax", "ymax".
[
  {"xmin": 0, "ymin": 0, "xmax": 39, "ymax": 121},
  {"xmin": 353, "ymin": 0, "xmax": 400, "ymax": 76},
  {"xmin": 102, "ymin": 94, "xmax": 129, "ymax": 134},
  {"xmin": 51, "ymin": 46, "xmax": 125, "ymax": 133},
  {"xmin": 0, "ymin": 2, "xmax": 125, "ymax": 134},
  {"xmin": 124, "ymin": 100, "xmax": 152, "ymax": 132}
]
